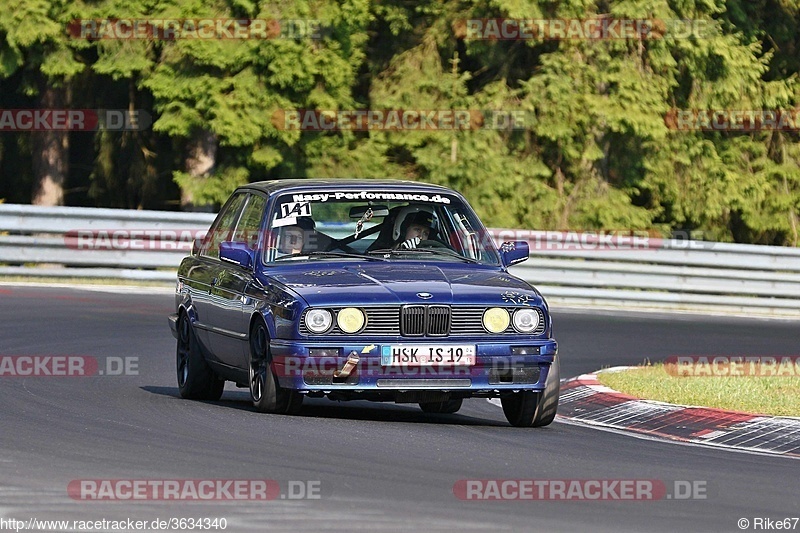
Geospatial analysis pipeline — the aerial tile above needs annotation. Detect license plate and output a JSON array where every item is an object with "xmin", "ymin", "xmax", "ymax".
[{"xmin": 380, "ymin": 345, "xmax": 476, "ymax": 366}]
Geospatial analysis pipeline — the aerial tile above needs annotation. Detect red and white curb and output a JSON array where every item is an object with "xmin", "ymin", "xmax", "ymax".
[{"xmin": 558, "ymin": 369, "xmax": 800, "ymax": 458}]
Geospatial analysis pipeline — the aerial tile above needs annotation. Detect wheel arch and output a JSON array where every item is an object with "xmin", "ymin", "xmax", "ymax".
[
  {"xmin": 178, "ymin": 302, "xmax": 199, "ymax": 325},
  {"xmin": 249, "ymin": 309, "xmax": 275, "ymax": 340}
]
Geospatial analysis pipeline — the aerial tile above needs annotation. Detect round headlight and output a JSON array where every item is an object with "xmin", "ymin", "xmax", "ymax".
[
  {"xmin": 483, "ymin": 307, "xmax": 510, "ymax": 333},
  {"xmin": 337, "ymin": 307, "xmax": 366, "ymax": 334},
  {"xmin": 512, "ymin": 308, "xmax": 540, "ymax": 333},
  {"xmin": 305, "ymin": 309, "xmax": 333, "ymax": 334}
]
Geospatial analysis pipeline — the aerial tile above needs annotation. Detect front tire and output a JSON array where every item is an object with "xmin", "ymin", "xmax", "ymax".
[
  {"xmin": 249, "ymin": 320, "xmax": 303, "ymax": 415},
  {"xmin": 176, "ymin": 312, "xmax": 224, "ymax": 401},
  {"xmin": 501, "ymin": 357, "xmax": 560, "ymax": 427}
]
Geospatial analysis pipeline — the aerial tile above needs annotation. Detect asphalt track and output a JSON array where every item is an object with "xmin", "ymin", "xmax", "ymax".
[{"xmin": 1, "ymin": 285, "xmax": 798, "ymax": 532}]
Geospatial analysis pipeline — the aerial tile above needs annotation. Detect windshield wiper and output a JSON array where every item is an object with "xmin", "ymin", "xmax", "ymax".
[
  {"xmin": 274, "ymin": 251, "xmax": 386, "ymax": 262},
  {"xmin": 367, "ymin": 248, "xmax": 480, "ymax": 264},
  {"xmin": 306, "ymin": 251, "xmax": 387, "ymax": 261}
]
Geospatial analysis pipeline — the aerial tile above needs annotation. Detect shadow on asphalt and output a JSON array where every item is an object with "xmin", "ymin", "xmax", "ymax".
[{"xmin": 140, "ymin": 385, "xmax": 509, "ymax": 427}]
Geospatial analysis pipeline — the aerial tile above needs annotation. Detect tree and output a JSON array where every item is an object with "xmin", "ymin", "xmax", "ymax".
[
  {"xmin": 140, "ymin": 0, "xmax": 373, "ymax": 209},
  {"xmin": 0, "ymin": 0, "xmax": 88, "ymax": 205}
]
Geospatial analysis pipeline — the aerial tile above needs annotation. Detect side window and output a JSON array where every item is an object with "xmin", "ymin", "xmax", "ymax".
[
  {"xmin": 201, "ymin": 193, "xmax": 247, "ymax": 259},
  {"xmin": 233, "ymin": 194, "xmax": 267, "ymax": 250}
]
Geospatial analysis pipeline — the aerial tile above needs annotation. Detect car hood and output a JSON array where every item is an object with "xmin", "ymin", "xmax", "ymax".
[{"xmin": 268, "ymin": 263, "xmax": 543, "ymax": 308}]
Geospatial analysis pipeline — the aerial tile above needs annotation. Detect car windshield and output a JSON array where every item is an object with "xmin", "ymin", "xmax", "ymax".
[{"xmin": 263, "ymin": 190, "xmax": 501, "ymax": 265}]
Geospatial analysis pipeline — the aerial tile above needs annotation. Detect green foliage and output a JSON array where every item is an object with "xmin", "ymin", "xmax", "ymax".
[
  {"xmin": 174, "ymin": 165, "xmax": 250, "ymax": 206},
  {"xmin": 0, "ymin": 0, "xmax": 798, "ymax": 245},
  {"xmin": 0, "ymin": 0, "xmax": 87, "ymax": 81}
]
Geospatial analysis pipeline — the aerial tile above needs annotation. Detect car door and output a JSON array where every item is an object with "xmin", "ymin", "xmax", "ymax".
[
  {"xmin": 206, "ymin": 193, "xmax": 267, "ymax": 369},
  {"xmin": 190, "ymin": 192, "xmax": 248, "ymax": 357}
]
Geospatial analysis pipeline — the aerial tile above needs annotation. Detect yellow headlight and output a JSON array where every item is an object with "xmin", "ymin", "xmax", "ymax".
[
  {"xmin": 483, "ymin": 307, "xmax": 510, "ymax": 333},
  {"xmin": 337, "ymin": 307, "xmax": 366, "ymax": 333}
]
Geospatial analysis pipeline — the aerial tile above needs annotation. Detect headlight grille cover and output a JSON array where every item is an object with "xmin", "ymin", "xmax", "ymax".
[{"xmin": 299, "ymin": 306, "xmax": 545, "ymax": 336}]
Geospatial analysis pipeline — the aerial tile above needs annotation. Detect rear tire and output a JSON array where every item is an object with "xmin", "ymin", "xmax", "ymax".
[
  {"xmin": 176, "ymin": 312, "xmax": 224, "ymax": 401},
  {"xmin": 501, "ymin": 357, "xmax": 560, "ymax": 427},
  {"xmin": 249, "ymin": 320, "xmax": 303, "ymax": 415},
  {"xmin": 419, "ymin": 398, "xmax": 463, "ymax": 414}
]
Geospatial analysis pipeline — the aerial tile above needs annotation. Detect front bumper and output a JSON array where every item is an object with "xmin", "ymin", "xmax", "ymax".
[
  {"xmin": 269, "ymin": 339, "xmax": 558, "ymax": 395},
  {"xmin": 167, "ymin": 313, "xmax": 179, "ymax": 339}
]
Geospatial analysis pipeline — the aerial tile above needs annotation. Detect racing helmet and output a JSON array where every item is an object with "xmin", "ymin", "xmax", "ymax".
[{"xmin": 392, "ymin": 206, "xmax": 438, "ymax": 241}]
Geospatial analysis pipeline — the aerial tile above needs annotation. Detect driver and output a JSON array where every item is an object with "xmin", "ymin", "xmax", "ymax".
[
  {"xmin": 395, "ymin": 211, "xmax": 436, "ymax": 250},
  {"xmin": 277, "ymin": 217, "xmax": 315, "ymax": 255}
]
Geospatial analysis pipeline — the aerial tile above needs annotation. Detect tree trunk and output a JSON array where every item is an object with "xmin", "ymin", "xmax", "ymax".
[
  {"xmin": 181, "ymin": 129, "xmax": 218, "ymax": 211},
  {"xmin": 31, "ymin": 84, "xmax": 68, "ymax": 206}
]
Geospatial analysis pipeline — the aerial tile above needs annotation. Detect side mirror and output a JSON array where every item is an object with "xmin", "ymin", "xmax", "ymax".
[
  {"xmin": 219, "ymin": 241, "xmax": 255, "ymax": 269},
  {"xmin": 500, "ymin": 241, "xmax": 529, "ymax": 267}
]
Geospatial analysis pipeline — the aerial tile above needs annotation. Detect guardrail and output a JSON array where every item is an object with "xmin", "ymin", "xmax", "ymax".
[
  {"xmin": 506, "ymin": 232, "xmax": 800, "ymax": 317},
  {"xmin": 1, "ymin": 203, "xmax": 799, "ymax": 317},
  {"xmin": 0, "ymin": 204, "xmax": 214, "ymax": 282}
]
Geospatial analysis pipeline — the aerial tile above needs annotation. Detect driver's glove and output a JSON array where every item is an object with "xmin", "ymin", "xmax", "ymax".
[{"xmin": 400, "ymin": 237, "xmax": 421, "ymax": 249}]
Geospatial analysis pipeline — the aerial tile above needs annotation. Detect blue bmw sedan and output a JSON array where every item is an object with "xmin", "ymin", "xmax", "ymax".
[{"xmin": 168, "ymin": 179, "xmax": 559, "ymax": 427}]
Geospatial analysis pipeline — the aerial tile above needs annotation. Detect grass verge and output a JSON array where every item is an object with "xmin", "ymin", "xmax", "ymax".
[{"xmin": 596, "ymin": 363, "xmax": 800, "ymax": 417}]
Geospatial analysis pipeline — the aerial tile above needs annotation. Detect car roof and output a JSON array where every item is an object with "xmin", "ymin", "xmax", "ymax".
[{"xmin": 236, "ymin": 179, "xmax": 456, "ymax": 197}]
